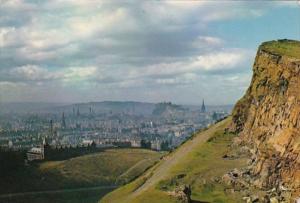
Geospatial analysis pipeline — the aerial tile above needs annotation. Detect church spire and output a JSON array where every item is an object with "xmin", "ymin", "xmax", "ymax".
[
  {"xmin": 62, "ymin": 112, "xmax": 66, "ymax": 129},
  {"xmin": 201, "ymin": 99, "xmax": 206, "ymax": 113},
  {"xmin": 50, "ymin": 119, "xmax": 53, "ymax": 136},
  {"xmin": 77, "ymin": 107, "xmax": 80, "ymax": 117}
]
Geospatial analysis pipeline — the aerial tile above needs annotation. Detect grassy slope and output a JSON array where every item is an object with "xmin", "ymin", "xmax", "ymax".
[
  {"xmin": 1, "ymin": 187, "xmax": 114, "ymax": 203},
  {"xmin": 0, "ymin": 149, "xmax": 162, "ymax": 195},
  {"xmin": 39, "ymin": 148, "xmax": 162, "ymax": 186},
  {"xmin": 101, "ymin": 118, "xmax": 248, "ymax": 203}
]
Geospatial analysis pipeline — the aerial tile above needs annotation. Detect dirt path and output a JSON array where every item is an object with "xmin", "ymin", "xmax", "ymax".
[{"xmin": 130, "ymin": 119, "xmax": 228, "ymax": 199}]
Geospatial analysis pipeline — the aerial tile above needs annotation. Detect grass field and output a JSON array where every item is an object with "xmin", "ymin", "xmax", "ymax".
[
  {"xmin": 261, "ymin": 39, "xmax": 300, "ymax": 59},
  {"xmin": 0, "ymin": 187, "xmax": 115, "ymax": 203},
  {"xmin": 0, "ymin": 148, "xmax": 162, "ymax": 203},
  {"xmin": 101, "ymin": 118, "xmax": 248, "ymax": 203},
  {"xmin": 39, "ymin": 148, "xmax": 163, "ymax": 186}
]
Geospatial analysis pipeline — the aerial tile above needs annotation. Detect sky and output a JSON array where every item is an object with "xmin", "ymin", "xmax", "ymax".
[{"xmin": 0, "ymin": 0, "xmax": 299, "ymax": 105}]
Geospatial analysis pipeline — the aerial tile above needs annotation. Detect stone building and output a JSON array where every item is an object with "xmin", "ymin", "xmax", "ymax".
[{"xmin": 26, "ymin": 145, "xmax": 44, "ymax": 161}]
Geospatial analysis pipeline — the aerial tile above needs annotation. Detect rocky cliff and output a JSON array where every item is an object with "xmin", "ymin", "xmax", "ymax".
[{"xmin": 231, "ymin": 39, "xmax": 300, "ymax": 201}]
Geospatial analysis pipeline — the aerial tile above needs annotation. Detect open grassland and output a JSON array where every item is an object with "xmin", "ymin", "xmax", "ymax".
[
  {"xmin": 39, "ymin": 148, "xmax": 162, "ymax": 186},
  {"xmin": 101, "ymin": 118, "xmax": 248, "ymax": 203},
  {"xmin": 261, "ymin": 40, "xmax": 300, "ymax": 59},
  {"xmin": 0, "ymin": 148, "xmax": 162, "ymax": 203},
  {"xmin": 0, "ymin": 187, "xmax": 115, "ymax": 203}
]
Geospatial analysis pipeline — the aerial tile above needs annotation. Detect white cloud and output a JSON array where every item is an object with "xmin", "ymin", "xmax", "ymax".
[
  {"xmin": 64, "ymin": 66, "xmax": 97, "ymax": 80},
  {"xmin": 202, "ymin": 8, "xmax": 264, "ymax": 22},
  {"xmin": 197, "ymin": 36, "xmax": 223, "ymax": 45},
  {"xmin": 155, "ymin": 73, "xmax": 198, "ymax": 85},
  {"xmin": 68, "ymin": 7, "xmax": 137, "ymax": 37},
  {"xmin": 191, "ymin": 36, "xmax": 224, "ymax": 50},
  {"xmin": 24, "ymin": 28, "xmax": 70, "ymax": 50},
  {"xmin": 274, "ymin": 1, "xmax": 299, "ymax": 8},
  {"xmin": 7, "ymin": 65, "xmax": 100, "ymax": 84},
  {"xmin": 126, "ymin": 49, "xmax": 252, "ymax": 80},
  {"xmin": 192, "ymin": 50, "xmax": 251, "ymax": 71},
  {"xmin": 0, "ymin": 27, "xmax": 19, "ymax": 47},
  {"xmin": 0, "ymin": 0, "xmax": 36, "ymax": 10},
  {"xmin": 0, "ymin": 0, "xmax": 297, "ymax": 103},
  {"xmin": 10, "ymin": 65, "xmax": 62, "ymax": 81},
  {"xmin": 0, "ymin": 81, "xmax": 27, "ymax": 88}
]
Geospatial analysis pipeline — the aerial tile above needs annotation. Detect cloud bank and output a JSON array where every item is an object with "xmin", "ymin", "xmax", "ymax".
[{"xmin": 0, "ymin": 0, "xmax": 299, "ymax": 104}]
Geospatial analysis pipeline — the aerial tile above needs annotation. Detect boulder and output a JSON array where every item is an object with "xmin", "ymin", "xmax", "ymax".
[
  {"xmin": 169, "ymin": 184, "xmax": 191, "ymax": 203},
  {"xmin": 270, "ymin": 197, "xmax": 279, "ymax": 203}
]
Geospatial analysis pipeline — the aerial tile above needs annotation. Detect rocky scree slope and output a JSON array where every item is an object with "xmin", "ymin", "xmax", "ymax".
[{"xmin": 231, "ymin": 39, "xmax": 300, "ymax": 201}]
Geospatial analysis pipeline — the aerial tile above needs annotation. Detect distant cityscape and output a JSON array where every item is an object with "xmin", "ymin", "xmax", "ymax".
[{"xmin": 0, "ymin": 101, "xmax": 231, "ymax": 161}]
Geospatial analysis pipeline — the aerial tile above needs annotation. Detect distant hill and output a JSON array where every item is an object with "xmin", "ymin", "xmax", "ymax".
[
  {"xmin": 56, "ymin": 101, "xmax": 156, "ymax": 115},
  {"xmin": 0, "ymin": 101, "xmax": 233, "ymax": 115},
  {"xmin": 0, "ymin": 102, "xmax": 65, "ymax": 114},
  {"xmin": 0, "ymin": 101, "xmax": 156, "ymax": 115},
  {"xmin": 152, "ymin": 102, "xmax": 186, "ymax": 116}
]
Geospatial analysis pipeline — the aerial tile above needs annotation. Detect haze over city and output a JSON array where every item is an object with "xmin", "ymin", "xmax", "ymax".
[{"xmin": 0, "ymin": 1, "xmax": 299, "ymax": 105}]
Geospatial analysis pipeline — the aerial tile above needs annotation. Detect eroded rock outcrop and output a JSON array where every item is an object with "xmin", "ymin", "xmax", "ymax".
[
  {"xmin": 168, "ymin": 185, "xmax": 191, "ymax": 203},
  {"xmin": 231, "ymin": 39, "xmax": 300, "ymax": 201}
]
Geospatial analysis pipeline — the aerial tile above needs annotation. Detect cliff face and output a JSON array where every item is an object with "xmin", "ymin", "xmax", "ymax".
[{"xmin": 231, "ymin": 40, "xmax": 300, "ymax": 199}]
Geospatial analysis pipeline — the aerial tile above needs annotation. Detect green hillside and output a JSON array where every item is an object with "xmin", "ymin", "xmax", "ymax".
[
  {"xmin": 101, "ymin": 118, "xmax": 248, "ymax": 203},
  {"xmin": 0, "ymin": 149, "xmax": 162, "ymax": 203},
  {"xmin": 39, "ymin": 148, "xmax": 162, "ymax": 186}
]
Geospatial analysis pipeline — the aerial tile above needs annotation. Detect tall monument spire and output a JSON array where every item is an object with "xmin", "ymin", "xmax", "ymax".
[
  {"xmin": 50, "ymin": 119, "xmax": 53, "ymax": 136},
  {"xmin": 77, "ymin": 107, "xmax": 80, "ymax": 117},
  {"xmin": 201, "ymin": 99, "xmax": 206, "ymax": 113},
  {"xmin": 62, "ymin": 112, "xmax": 66, "ymax": 129}
]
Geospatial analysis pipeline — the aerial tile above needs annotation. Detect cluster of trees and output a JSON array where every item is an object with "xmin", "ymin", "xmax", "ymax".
[
  {"xmin": 44, "ymin": 142, "xmax": 100, "ymax": 161},
  {"xmin": 140, "ymin": 139, "xmax": 151, "ymax": 149},
  {"xmin": 140, "ymin": 139, "xmax": 170, "ymax": 151},
  {"xmin": 0, "ymin": 147, "xmax": 25, "ymax": 176},
  {"xmin": 212, "ymin": 112, "xmax": 218, "ymax": 120},
  {"xmin": 160, "ymin": 140, "xmax": 170, "ymax": 151},
  {"xmin": 111, "ymin": 141, "xmax": 131, "ymax": 148}
]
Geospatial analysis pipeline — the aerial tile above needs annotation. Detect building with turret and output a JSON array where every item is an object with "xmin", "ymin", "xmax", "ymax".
[{"xmin": 26, "ymin": 144, "xmax": 44, "ymax": 161}]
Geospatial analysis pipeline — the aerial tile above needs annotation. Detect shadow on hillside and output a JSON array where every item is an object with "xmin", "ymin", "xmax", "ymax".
[
  {"xmin": 191, "ymin": 200, "xmax": 210, "ymax": 203},
  {"xmin": 191, "ymin": 200, "xmax": 209, "ymax": 203}
]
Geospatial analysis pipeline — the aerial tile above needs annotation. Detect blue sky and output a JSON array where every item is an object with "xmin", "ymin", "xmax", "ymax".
[{"xmin": 0, "ymin": 0, "xmax": 299, "ymax": 105}]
